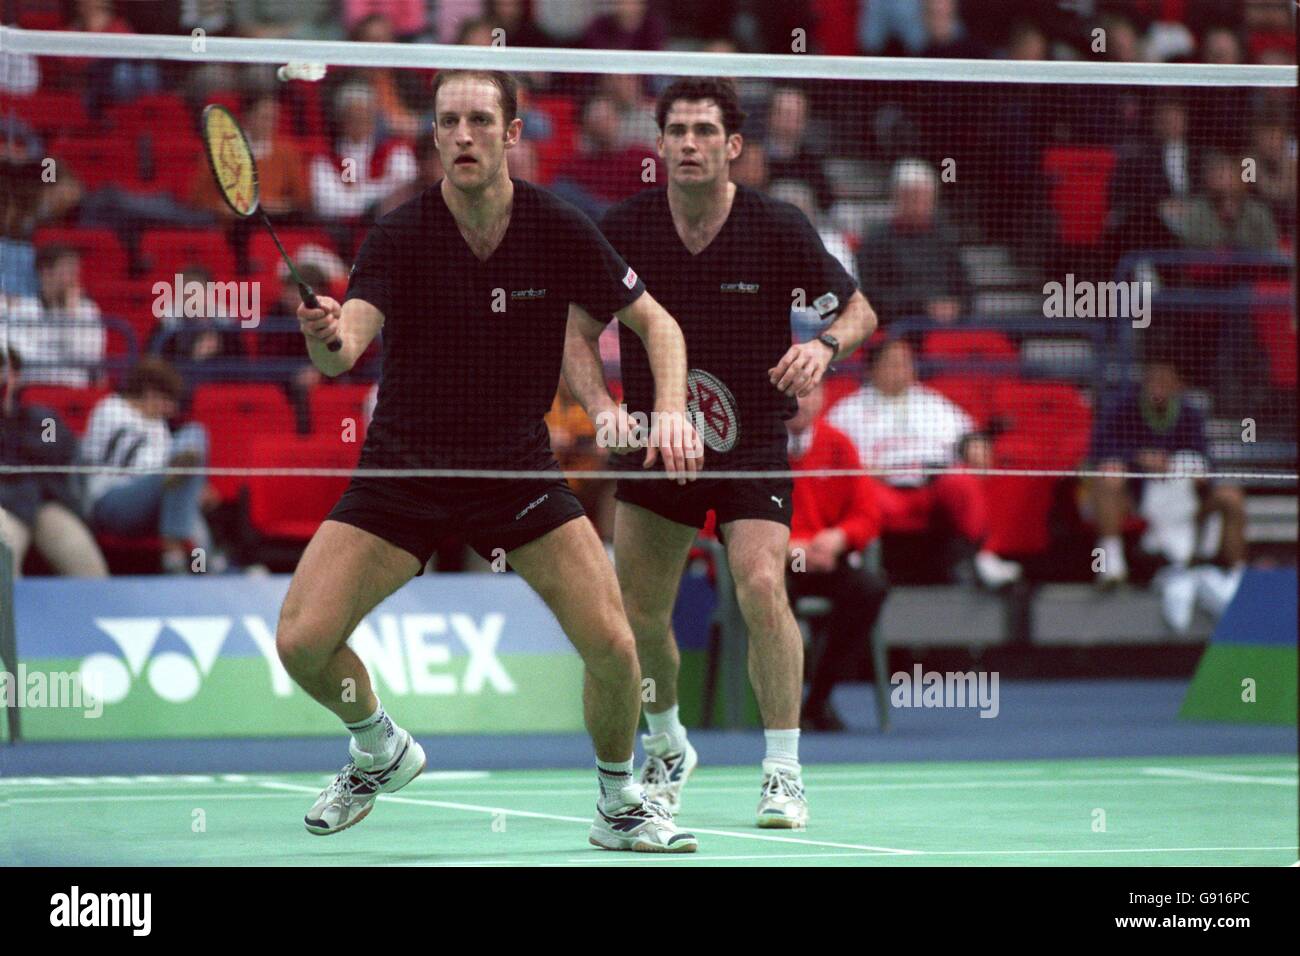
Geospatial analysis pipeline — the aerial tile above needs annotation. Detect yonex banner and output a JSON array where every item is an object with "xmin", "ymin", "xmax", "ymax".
[{"xmin": 9, "ymin": 575, "xmax": 584, "ymax": 740}]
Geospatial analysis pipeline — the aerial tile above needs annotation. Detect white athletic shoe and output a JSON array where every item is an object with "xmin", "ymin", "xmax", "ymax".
[
  {"xmin": 589, "ymin": 785, "xmax": 700, "ymax": 853},
  {"xmin": 304, "ymin": 730, "xmax": 427, "ymax": 835},
  {"xmin": 756, "ymin": 761, "xmax": 809, "ymax": 829},
  {"xmin": 974, "ymin": 550, "xmax": 1022, "ymax": 589},
  {"xmin": 639, "ymin": 733, "xmax": 698, "ymax": 816}
]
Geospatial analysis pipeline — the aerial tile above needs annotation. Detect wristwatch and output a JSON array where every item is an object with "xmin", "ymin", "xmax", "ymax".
[{"xmin": 815, "ymin": 333, "xmax": 840, "ymax": 361}]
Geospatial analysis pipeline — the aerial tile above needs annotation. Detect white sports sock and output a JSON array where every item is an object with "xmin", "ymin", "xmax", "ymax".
[
  {"xmin": 764, "ymin": 728, "xmax": 801, "ymax": 770},
  {"xmin": 346, "ymin": 702, "xmax": 398, "ymax": 764},
  {"xmin": 1099, "ymin": 535, "xmax": 1126, "ymax": 577},
  {"xmin": 645, "ymin": 704, "xmax": 687, "ymax": 751},
  {"xmin": 596, "ymin": 758, "xmax": 634, "ymax": 809}
]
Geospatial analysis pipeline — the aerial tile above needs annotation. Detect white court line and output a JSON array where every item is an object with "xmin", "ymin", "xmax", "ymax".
[
  {"xmin": 257, "ymin": 781, "xmax": 917, "ymax": 855},
  {"xmin": 6, "ymin": 792, "xmax": 305, "ymax": 804},
  {"xmin": 1141, "ymin": 768, "xmax": 1298, "ymax": 786}
]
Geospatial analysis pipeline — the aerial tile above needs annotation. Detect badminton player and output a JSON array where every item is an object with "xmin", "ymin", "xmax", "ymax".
[
  {"xmin": 279, "ymin": 70, "xmax": 701, "ymax": 852},
  {"xmin": 565, "ymin": 78, "xmax": 876, "ymax": 828}
]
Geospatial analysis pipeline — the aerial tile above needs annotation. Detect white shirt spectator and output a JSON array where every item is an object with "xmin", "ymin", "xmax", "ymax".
[
  {"xmin": 310, "ymin": 139, "xmax": 416, "ymax": 219},
  {"xmin": 1, "ymin": 294, "xmax": 105, "ymax": 388},
  {"xmin": 79, "ymin": 394, "xmax": 172, "ymax": 507},
  {"xmin": 0, "ymin": 51, "xmax": 39, "ymax": 94},
  {"xmin": 827, "ymin": 383, "xmax": 973, "ymax": 487}
]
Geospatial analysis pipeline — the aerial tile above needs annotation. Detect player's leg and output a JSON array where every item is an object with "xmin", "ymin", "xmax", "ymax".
[
  {"xmin": 0, "ymin": 506, "xmax": 32, "ymax": 578},
  {"xmin": 505, "ymin": 513, "xmax": 698, "ymax": 852},
  {"xmin": 721, "ymin": 516, "xmax": 810, "ymax": 828},
  {"xmin": 610, "ymin": 499, "xmax": 701, "ymax": 810},
  {"xmin": 277, "ymin": 518, "xmax": 426, "ymax": 834},
  {"xmin": 31, "ymin": 502, "xmax": 109, "ymax": 576}
]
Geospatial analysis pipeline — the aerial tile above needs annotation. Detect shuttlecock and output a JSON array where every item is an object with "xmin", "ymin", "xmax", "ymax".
[{"xmin": 277, "ymin": 62, "xmax": 327, "ymax": 83}]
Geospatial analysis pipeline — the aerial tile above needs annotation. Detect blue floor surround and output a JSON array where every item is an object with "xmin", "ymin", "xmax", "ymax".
[{"xmin": 1, "ymin": 679, "xmax": 1293, "ymax": 777}]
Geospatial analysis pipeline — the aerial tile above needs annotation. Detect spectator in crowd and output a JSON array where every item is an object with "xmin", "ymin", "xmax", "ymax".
[
  {"xmin": 1086, "ymin": 358, "xmax": 1246, "ymax": 628},
  {"xmin": 1180, "ymin": 150, "xmax": 1279, "ymax": 252},
  {"xmin": 786, "ymin": 382, "xmax": 889, "ymax": 731},
  {"xmin": 0, "ymin": 48, "xmax": 40, "ymax": 94},
  {"xmin": 348, "ymin": 14, "xmax": 423, "ymax": 141},
  {"xmin": 231, "ymin": 0, "xmax": 340, "ymax": 41},
  {"xmin": 147, "ymin": 265, "xmax": 247, "ymax": 364},
  {"xmin": 190, "ymin": 93, "xmax": 310, "ymax": 219},
  {"xmin": 57, "ymin": 0, "xmax": 160, "ymax": 108},
  {"xmin": 1200, "ymin": 25, "xmax": 1243, "ymax": 64},
  {"xmin": 533, "ymin": 0, "xmax": 599, "ymax": 44},
  {"xmin": 0, "ymin": 347, "xmax": 109, "ymax": 577},
  {"xmin": 1002, "ymin": 19, "xmax": 1048, "ymax": 60},
  {"xmin": 455, "ymin": 16, "xmax": 500, "ymax": 46},
  {"xmin": 79, "ymin": 357, "xmax": 221, "ymax": 574},
  {"xmin": 770, "ymin": 180, "xmax": 857, "ymax": 343},
  {"xmin": 729, "ymin": 140, "xmax": 768, "ymax": 191},
  {"xmin": 856, "ymin": 159, "xmax": 967, "ymax": 325},
  {"xmin": 1, "ymin": 120, "xmax": 46, "ymax": 300},
  {"xmin": 858, "ymin": 0, "xmax": 927, "ymax": 56},
  {"xmin": 1104, "ymin": 93, "xmax": 1194, "ymax": 261},
  {"xmin": 1097, "ymin": 13, "xmax": 1145, "ymax": 62},
  {"xmin": 763, "ymin": 87, "xmax": 831, "ymax": 212},
  {"xmin": 549, "ymin": 93, "xmax": 658, "ymax": 220},
  {"xmin": 1249, "ymin": 113, "xmax": 1297, "ymax": 238},
  {"xmin": 582, "ymin": 0, "xmax": 667, "ymax": 51},
  {"xmin": 379, "ymin": 130, "xmax": 444, "ymax": 216},
  {"xmin": 486, "ymin": 0, "xmax": 555, "ymax": 49},
  {"xmin": 827, "ymin": 338, "xmax": 1022, "ymax": 588},
  {"xmin": 344, "ymin": 0, "xmax": 428, "ymax": 41},
  {"xmin": 2, "ymin": 244, "xmax": 105, "ymax": 388},
  {"xmin": 917, "ymin": 0, "xmax": 985, "ymax": 58},
  {"xmin": 600, "ymin": 73, "xmax": 660, "ymax": 151},
  {"xmin": 310, "ymin": 83, "xmax": 417, "ymax": 220}
]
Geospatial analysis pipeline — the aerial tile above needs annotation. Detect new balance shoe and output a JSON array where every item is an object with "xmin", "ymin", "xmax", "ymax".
[
  {"xmin": 304, "ymin": 730, "xmax": 427, "ymax": 835},
  {"xmin": 639, "ymin": 732, "xmax": 698, "ymax": 816},
  {"xmin": 589, "ymin": 785, "xmax": 699, "ymax": 853},
  {"xmin": 756, "ymin": 761, "xmax": 808, "ymax": 829}
]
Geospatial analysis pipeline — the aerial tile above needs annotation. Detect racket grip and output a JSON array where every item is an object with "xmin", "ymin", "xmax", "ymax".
[{"xmin": 299, "ymin": 282, "xmax": 343, "ymax": 352}]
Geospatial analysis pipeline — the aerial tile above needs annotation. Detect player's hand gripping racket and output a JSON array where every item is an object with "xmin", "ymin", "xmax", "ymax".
[{"xmin": 200, "ymin": 103, "xmax": 342, "ymax": 352}]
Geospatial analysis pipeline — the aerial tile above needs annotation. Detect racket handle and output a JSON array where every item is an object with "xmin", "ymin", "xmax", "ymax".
[{"xmin": 299, "ymin": 282, "xmax": 343, "ymax": 353}]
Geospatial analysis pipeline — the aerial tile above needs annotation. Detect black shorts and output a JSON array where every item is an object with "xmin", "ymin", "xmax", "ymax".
[
  {"xmin": 615, "ymin": 470, "xmax": 793, "ymax": 531},
  {"xmin": 325, "ymin": 473, "xmax": 586, "ymax": 573}
]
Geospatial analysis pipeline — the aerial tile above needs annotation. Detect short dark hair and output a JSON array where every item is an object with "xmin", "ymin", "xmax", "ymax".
[
  {"xmin": 655, "ymin": 77, "xmax": 745, "ymax": 137},
  {"xmin": 35, "ymin": 244, "xmax": 78, "ymax": 273},
  {"xmin": 123, "ymin": 356, "xmax": 185, "ymax": 402},
  {"xmin": 430, "ymin": 70, "xmax": 518, "ymax": 126}
]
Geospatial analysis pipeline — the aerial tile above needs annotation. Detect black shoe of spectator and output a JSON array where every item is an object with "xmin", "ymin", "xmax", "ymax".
[{"xmin": 801, "ymin": 704, "xmax": 847, "ymax": 733}]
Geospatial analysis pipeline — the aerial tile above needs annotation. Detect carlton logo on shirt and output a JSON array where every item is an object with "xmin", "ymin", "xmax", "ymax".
[
  {"xmin": 720, "ymin": 281, "xmax": 760, "ymax": 294},
  {"xmin": 510, "ymin": 288, "xmax": 547, "ymax": 300},
  {"xmin": 622, "ymin": 267, "xmax": 638, "ymax": 289}
]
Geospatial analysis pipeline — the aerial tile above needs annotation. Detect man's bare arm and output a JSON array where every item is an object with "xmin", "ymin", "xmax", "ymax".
[
  {"xmin": 562, "ymin": 304, "xmax": 619, "ymax": 424},
  {"xmin": 770, "ymin": 289, "xmax": 877, "ymax": 396},
  {"xmin": 614, "ymin": 291, "xmax": 689, "ymax": 414},
  {"xmin": 299, "ymin": 296, "xmax": 385, "ymax": 377}
]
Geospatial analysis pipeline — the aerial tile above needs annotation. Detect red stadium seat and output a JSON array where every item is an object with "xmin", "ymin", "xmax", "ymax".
[
  {"xmin": 926, "ymin": 374, "xmax": 1003, "ymax": 429},
  {"xmin": 18, "ymin": 384, "xmax": 112, "ymax": 435},
  {"xmin": 92, "ymin": 278, "xmax": 161, "ymax": 352},
  {"xmin": 108, "ymin": 93, "xmax": 191, "ymax": 138},
  {"xmin": 0, "ymin": 90, "xmax": 87, "ymax": 134},
  {"xmin": 246, "ymin": 434, "xmax": 355, "ymax": 541},
  {"xmin": 189, "ymin": 384, "xmax": 296, "ymax": 501},
  {"xmin": 140, "ymin": 229, "xmax": 237, "ymax": 282},
  {"xmin": 530, "ymin": 95, "xmax": 579, "ymax": 186},
  {"xmin": 1251, "ymin": 280, "xmax": 1296, "ymax": 389},
  {"xmin": 50, "ymin": 137, "xmax": 141, "ymax": 190},
  {"xmin": 32, "ymin": 228, "xmax": 128, "ymax": 281},
  {"xmin": 922, "ymin": 330, "xmax": 1017, "ymax": 360},
  {"xmin": 991, "ymin": 379, "xmax": 1091, "ymax": 470},
  {"xmin": 308, "ymin": 383, "xmax": 373, "ymax": 439}
]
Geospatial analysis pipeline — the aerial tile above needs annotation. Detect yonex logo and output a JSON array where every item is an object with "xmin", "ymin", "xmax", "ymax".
[{"xmin": 78, "ymin": 614, "xmax": 516, "ymax": 705}]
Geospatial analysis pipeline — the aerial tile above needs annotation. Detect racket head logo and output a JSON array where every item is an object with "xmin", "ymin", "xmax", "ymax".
[
  {"xmin": 686, "ymin": 368, "xmax": 739, "ymax": 453},
  {"xmin": 201, "ymin": 104, "xmax": 260, "ymax": 217}
]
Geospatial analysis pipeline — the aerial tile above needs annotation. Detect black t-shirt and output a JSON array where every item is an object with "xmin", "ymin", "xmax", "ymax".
[
  {"xmin": 600, "ymin": 184, "xmax": 858, "ymax": 464},
  {"xmin": 345, "ymin": 178, "xmax": 645, "ymax": 469}
]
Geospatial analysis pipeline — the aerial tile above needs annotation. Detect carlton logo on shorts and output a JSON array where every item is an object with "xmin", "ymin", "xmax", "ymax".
[{"xmin": 687, "ymin": 368, "xmax": 739, "ymax": 453}]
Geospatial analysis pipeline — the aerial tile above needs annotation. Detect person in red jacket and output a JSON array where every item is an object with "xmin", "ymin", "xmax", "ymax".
[{"xmin": 786, "ymin": 382, "xmax": 889, "ymax": 731}]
